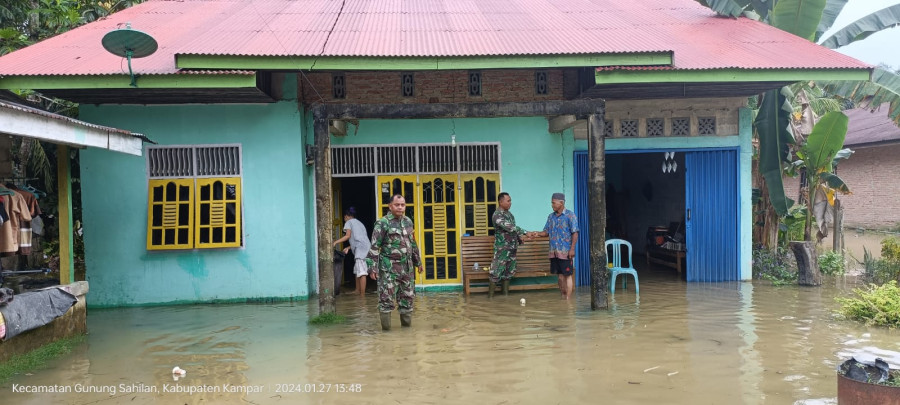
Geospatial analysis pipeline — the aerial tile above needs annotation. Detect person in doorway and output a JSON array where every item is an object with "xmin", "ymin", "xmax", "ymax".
[
  {"xmin": 366, "ymin": 195, "xmax": 423, "ymax": 331},
  {"xmin": 527, "ymin": 193, "xmax": 579, "ymax": 300},
  {"xmin": 489, "ymin": 192, "xmax": 527, "ymax": 298},
  {"xmin": 333, "ymin": 207, "xmax": 371, "ymax": 297}
]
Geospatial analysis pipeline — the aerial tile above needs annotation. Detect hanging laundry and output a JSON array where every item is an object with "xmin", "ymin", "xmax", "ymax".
[{"xmin": 0, "ymin": 187, "xmax": 32, "ymax": 255}]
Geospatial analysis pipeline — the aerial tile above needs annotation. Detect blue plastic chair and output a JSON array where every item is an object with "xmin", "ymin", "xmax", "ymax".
[{"xmin": 605, "ymin": 239, "xmax": 639, "ymax": 294}]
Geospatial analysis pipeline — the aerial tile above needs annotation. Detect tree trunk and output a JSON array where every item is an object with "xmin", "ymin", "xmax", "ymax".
[
  {"xmin": 314, "ymin": 114, "xmax": 335, "ymax": 315},
  {"xmin": 790, "ymin": 241, "xmax": 821, "ymax": 286},
  {"xmin": 752, "ymin": 162, "xmax": 778, "ymax": 249},
  {"xmin": 588, "ymin": 114, "xmax": 609, "ymax": 310}
]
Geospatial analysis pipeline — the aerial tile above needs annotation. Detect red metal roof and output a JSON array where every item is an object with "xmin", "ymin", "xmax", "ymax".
[
  {"xmin": 844, "ymin": 107, "xmax": 900, "ymax": 147},
  {"xmin": 0, "ymin": 0, "xmax": 870, "ymax": 77}
]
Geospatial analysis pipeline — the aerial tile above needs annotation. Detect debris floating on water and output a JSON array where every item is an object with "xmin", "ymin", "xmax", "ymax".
[
  {"xmin": 520, "ymin": 298, "xmax": 526, "ymax": 306},
  {"xmin": 643, "ymin": 366, "xmax": 660, "ymax": 373},
  {"xmin": 667, "ymin": 371, "xmax": 679, "ymax": 377},
  {"xmin": 172, "ymin": 366, "xmax": 186, "ymax": 376}
]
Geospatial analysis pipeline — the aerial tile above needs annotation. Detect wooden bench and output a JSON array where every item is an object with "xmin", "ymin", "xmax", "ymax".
[
  {"xmin": 646, "ymin": 245, "xmax": 686, "ymax": 274},
  {"xmin": 461, "ymin": 235, "xmax": 557, "ymax": 295}
]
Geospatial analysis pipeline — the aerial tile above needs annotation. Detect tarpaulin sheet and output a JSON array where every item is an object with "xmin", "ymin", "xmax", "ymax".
[{"xmin": 0, "ymin": 288, "xmax": 77, "ymax": 340}]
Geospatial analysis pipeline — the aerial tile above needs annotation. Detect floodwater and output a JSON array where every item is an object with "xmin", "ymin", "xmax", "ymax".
[{"xmin": 3, "ymin": 270, "xmax": 899, "ymax": 405}]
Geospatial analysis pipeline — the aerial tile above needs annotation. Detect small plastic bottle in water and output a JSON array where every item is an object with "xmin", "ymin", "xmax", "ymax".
[{"xmin": 474, "ymin": 262, "xmax": 479, "ymax": 271}]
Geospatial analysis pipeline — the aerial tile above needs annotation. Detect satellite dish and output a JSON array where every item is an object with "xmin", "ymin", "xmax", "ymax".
[{"xmin": 101, "ymin": 23, "xmax": 157, "ymax": 87}]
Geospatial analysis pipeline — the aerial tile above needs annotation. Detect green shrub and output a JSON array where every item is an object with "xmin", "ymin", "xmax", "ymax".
[
  {"xmin": 882, "ymin": 236, "xmax": 900, "ymax": 264},
  {"xmin": 863, "ymin": 243, "xmax": 900, "ymax": 285},
  {"xmin": 818, "ymin": 250, "xmax": 845, "ymax": 276},
  {"xmin": 308, "ymin": 313, "xmax": 347, "ymax": 325},
  {"xmin": 753, "ymin": 246, "xmax": 797, "ymax": 286},
  {"xmin": 836, "ymin": 281, "xmax": 900, "ymax": 328}
]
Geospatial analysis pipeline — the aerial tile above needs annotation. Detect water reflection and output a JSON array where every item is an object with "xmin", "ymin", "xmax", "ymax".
[{"xmin": 2, "ymin": 274, "xmax": 899, "ymax": 404}]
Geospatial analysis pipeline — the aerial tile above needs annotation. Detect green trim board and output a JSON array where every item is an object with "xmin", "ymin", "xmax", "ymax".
[
  {"xmin": 0, "ymin": 74, "xmax": 258, "ymax": 90},
  {"xmin": 176, "ymin": 53, "xmax": 674, "ymax": 71},
  {"xmin": 595, "ymin": 68, "xmax": 872, "ymax": 85}
]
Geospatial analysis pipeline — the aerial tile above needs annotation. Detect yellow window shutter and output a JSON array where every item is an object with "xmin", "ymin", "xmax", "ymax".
[
  {"xmin": 147, "ymin": 178, "xmax": 195, "ymax": 250},
  {"xmin": 195, "ymin": 177, "xmax": 242, "ymax": 248}
]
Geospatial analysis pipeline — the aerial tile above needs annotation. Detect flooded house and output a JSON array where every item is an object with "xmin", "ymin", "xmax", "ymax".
[{"xmin": 0, "ymin": 0, "xmax": 871, "ymax": 307}]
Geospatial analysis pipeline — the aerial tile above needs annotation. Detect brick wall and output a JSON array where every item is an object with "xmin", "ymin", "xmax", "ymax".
[
  {"xmin": 781, "ymin": 144, "xmax": 900, "ymax": 230},
  {"xmin": 299, "ymin": 69, "xmax": 566, "ymax": 104}
]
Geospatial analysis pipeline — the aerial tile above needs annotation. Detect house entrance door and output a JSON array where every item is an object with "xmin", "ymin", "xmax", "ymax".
[{"xmin": 419, "ymin": 175, "xmax": 461, "ymax": 284}]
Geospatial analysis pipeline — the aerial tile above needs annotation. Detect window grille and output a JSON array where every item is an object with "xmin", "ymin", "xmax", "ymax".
[
  {"xmin": 332, "ymin": 73, "xmax": 346, "ymax": 99},
  {"xmin": 699, "ymin": 117, "xmax": 716, "ymax": 135},
  {"xmin": 621, "ymin": 120, "xmax": 638, "ymax": 137},
  {"xmin": 604, "ymin": 119, "xmax": 613, "ymax": 137},
  {"xmin": 196, "ymin": 145, "xmax": 241, "ymax": 177},
  {"xmin": 148, "ymin": 147, "xmax": 193, "ymax": 178},
  {"xmin": 377, "ymin": 145, "xmax": 417, "ymax": 174},
  {"xmin": 331, "ymin": 143, "xmax": 500, "ymax": 176},
  {"xmin": 419, "ymin": 144, "xmax": 458, "ymax": 173},
  {"xmin": 672, "ymin": 117, "xmax": 690, "ymax": 136},
  {"xmin": 468, "ymin": 71, "xmax": 482, "ymax": 96},
  {"xmin": 459, "ymin": 144, "xmax": 499, "ymax": 172},
  {"xmin": 332, "ymin": 146, "xmax": 376, "ymax": 176},
  {"xmin": 535, "ymin": 70, "xmax": 548, "ymax": 95},
  {"xmin": 647, "ymin": 119, "xmax": 664, "ymax": 137},
  {"xmin": 401, "ymin": 73, "xmax": 415, "ymax": 98}
]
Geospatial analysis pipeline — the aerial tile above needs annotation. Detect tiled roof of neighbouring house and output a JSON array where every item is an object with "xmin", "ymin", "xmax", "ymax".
[{"xmin": 844, "ymin": 108, "xmax": 900, "ymax": 147}]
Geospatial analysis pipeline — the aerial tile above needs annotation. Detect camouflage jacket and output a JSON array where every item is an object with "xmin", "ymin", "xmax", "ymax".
[
  {"xmin": 493, "ymin": 208, "xmax": 525, "ymax": 251},
  {"xmin": 367, "ymin": 214, "xmax": 422, "ymax": 272}
]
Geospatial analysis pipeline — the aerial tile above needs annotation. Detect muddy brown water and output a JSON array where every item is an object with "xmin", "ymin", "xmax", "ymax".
[{"xmin": 3, "ymin": 271, "xmax": 899, "ymax": 405}]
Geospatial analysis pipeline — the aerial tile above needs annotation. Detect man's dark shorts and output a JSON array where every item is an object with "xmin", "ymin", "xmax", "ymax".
[{"xmin": 550, "ymin": 258, "xmax": 573, "ymax": 276}]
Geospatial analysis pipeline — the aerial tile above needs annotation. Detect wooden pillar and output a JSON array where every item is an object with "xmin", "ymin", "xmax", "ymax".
[
  {"xmin": 313, "ymin": 111, "xmax": 335, "ymax": 314},
  {"xmin": 56, "ymin": 145, "xmax": 74, "ymax": 285},
  {"xmin": 588, "ymin": 114, "xmax": 609, "ymax": 310},
  {"xmin": 833, "ymin": 199, "xmax": 842, "ymax": 254}
]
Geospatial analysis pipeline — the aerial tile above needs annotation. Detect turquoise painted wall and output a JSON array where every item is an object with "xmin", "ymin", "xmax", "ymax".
[
  {"xmin": 78, "ymin": 77, "xmax": 311, "ymax": 307},
  {"xmin": 332, "ymin": 117, "xmax": 574, "ymax": 232},
  {"xmin": 574, "ymin": 116, "xmax": 753, "ymax": 280}
]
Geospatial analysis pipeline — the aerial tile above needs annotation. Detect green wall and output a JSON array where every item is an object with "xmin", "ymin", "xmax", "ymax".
[
  {"xmin": 78, "ymin": 78, "xmax": 311, "ymax": 306},
  {"xmin": 331, "ymin": 117, "xmax": 574, "ymax": 232}
]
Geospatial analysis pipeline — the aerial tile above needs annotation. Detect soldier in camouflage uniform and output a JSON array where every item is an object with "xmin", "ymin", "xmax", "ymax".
[
  {"xmin": 367, "ymin": 194, "xmax": 423, "ymax": 330},
  {"xmin": 490, "ymin": 192, "xmax": 527, "ymax": 298}
]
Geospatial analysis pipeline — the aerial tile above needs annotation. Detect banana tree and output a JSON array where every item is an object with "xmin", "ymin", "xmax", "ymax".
[
  {"xmin": 702, "ymin": 0, "xmax": 900, "ymax": 249},
  {"xmin": 795, "ymin": 111, "xmax": 851, "ymax": 240}
]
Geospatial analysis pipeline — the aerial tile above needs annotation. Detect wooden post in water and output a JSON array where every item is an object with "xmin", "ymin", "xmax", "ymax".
[
  {"xmin": 313, "ymin": 110, "xmax": 335, "ymax": 315},
  {"xmin": 833, "ymin": 199, "xmax": 842, "ymax": 255},
  {"xmin": 588, "ymin": 114, "xmax": 609, "ymax": 310},
  {"xmin": 57, "ymin": 145, "xmax": 74, "ymax": 285}
]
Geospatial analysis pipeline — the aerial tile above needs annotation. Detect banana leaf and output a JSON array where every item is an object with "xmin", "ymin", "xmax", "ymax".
[
  {"xmin": 702, "ymin": 0, "xmax": 745, "ymax": 18},
  {"xmin": 801, "ymin": 111, "xmax": 848, "ymax": 174},
  {"xmin": 832, "ymin": 148, "xmax": 853, "ymax": 168},
  {"xmin": 819, "ymin": 4, "xmax": 900, "ymax": 48},
  {"xmin": 815, "ymin": 0, "xmax": 849, "ymax": 42},
  {"xmin": 770, "ymin": 0, "xmax": 827, "ymax": 40},
  {"xmin": 755, "ymin": 88, "xmax": 794, "ymax": 216},
  {"xmin": 819, "ymin": 172, "xmax": 851, "ymax": 194},
  {"xmin": 747, "ymin": 0, "xmax": 771, "ymax": 20},
  {"xmin": 821, "ymin": 68, "xmax": 900, "ymax": 126}
]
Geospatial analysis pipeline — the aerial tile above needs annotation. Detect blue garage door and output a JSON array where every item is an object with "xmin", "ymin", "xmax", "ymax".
[{"xmin": 685, "ymin": 150, "xmax": 740, "ymax": 282}]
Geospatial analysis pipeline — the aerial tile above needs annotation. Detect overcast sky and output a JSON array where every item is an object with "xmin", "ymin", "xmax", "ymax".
[{"xmin": 824, "ymin": 0, "xmax": 900, "ymax": 69}]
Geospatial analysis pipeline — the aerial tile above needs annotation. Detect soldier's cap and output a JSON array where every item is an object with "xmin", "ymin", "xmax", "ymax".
[{"xmin": 552, "ymin": 192, "xmax": 565, "ymax": 201}]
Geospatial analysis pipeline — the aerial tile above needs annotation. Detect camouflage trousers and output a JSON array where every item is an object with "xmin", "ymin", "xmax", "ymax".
[
  {"xmin": 489, "ymin": 248, "xmax": 518, "ymax": 283},
  {"xmin": 377, "ymin": 261, "xmax": 416, "ymax": 314}
]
